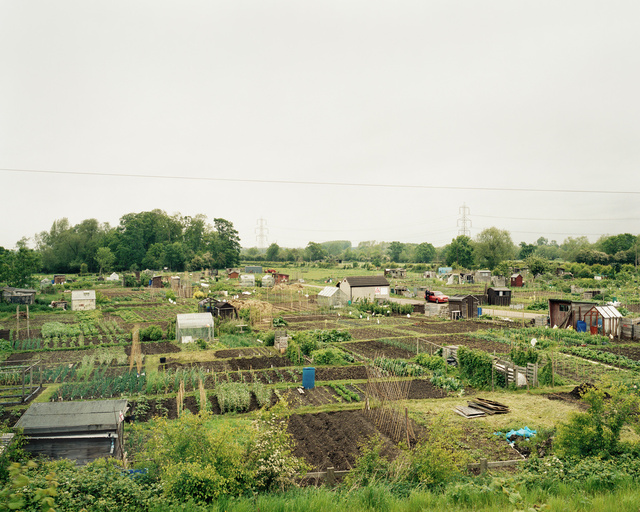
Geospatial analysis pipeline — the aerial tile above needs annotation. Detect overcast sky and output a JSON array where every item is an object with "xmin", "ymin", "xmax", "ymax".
[{"xmin": 1, "ymin": 1, "xmax": 639, "ymax": 250}]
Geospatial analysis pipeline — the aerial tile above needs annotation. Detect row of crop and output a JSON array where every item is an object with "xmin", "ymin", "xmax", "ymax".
[
  {"xmin": 329, "ymin": 383, "xmax": 361, "ymax": 402},
  {"xmin": 11, "ymin": 333, "xmax": 131, "ymax": 351},
  {"xmin": 54, "ymin": 370, "xmax": 146, "ymax": 401},
  {"xmin": 562, "ymin": 346, "xmax": 640, "ymax": 372},
  {"xmin": 372, "ymin": 357, "xmax": 425, "ymax": 377},
  {"xmin": 469, "ymin": 327, "xmax": 610, "ymax": 348}
]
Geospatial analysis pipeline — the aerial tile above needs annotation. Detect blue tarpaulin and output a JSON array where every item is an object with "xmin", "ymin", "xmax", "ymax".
[{"xmin": 494, "ymin": 426, "xmax": 537, "ymax": 445}]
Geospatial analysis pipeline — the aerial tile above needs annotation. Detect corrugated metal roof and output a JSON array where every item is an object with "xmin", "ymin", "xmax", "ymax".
[
  {"xmin": 15, "ymin": 400, "xmax": 128, "ymax": 434},
  {"xmin": 594, "ymin": 305, "xmax": 623, "ymax": 319},
  {"xmin": 343, "ymin": 276, "xmax": 390, "ymax": 287}
]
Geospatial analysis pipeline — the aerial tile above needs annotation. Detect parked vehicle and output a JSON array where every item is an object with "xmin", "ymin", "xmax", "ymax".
[{"xmin": 425, "ymin": 290, "xmax": 449, "ymax": 303}]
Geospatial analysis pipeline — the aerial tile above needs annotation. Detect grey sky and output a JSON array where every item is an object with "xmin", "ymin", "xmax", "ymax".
[{"xmin": 1, "ymin": 1, "xmax": 639, "ymax": 250}]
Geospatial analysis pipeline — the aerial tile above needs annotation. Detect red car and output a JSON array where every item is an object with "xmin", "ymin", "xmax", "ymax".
[{"xmin": 425, "ymin": 290, "xmax": 449, "ymax": 303}]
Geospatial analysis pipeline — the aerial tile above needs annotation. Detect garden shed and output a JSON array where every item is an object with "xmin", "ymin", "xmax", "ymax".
[
  {"xmin": 1, "ymin": 287, "xmax": 36, "ymax": 305},
  {"xmin": 151, "ymin": 276, "xmax": 163, "ymax": 288},
  {"xmin": 199, "ymin": 298, "xmax": 238, "ymax": 320},
  {"xmin": 274, "ymin": 273, "xmax": 289, "ymax": 285},
  {"xmin": 245, "ymin": 266, "xmax": 263, "ymax": 273},
  {"xmin": 14, "ymin": 399, "xmax": 128, "ymax": 465},
  {"xmin": 261, "ymin": 274, "xmax": 275, "ymax": 287},
  {"xmin": 227, "ymin": 271, "xmax": 240, "ymax": 279},
  {"xmin": 475, "ymin": 270, "xmax": 491, "ymax": 283},
  {"xmin": 548, "ymin": 299, "xmax": 595, "ymax": 329},
  {"xmin": 53, "ymin": 274, "xmax": 66, "ymax": 284},
  {"xmin": 176, "ymin": 313, "xmax": 214, "ymax": 343},
  {"xmin": 448, "ymin": 295, "xmax": 479, "ymax": 319},
  {"xmin": 487, "ymin": 287, "xmax": 511, "ymax": 306},
  {"xmin": 584, "ymin": 305, "xmax": 622, "ymax": 338},
  {"xmin": 384, "ymin": 268, "xmax": 406, "ymax": 278},
  {"xmin": 317, "ymin": 286, "xmax": 348, "ymax": 308},
  {"xmin": 71, "ymin": 290, "xmax": 96, "ymax": 311},
  {"xmin": 510, "ymin": 274, "xmax": 524, "ymax": 287},
  {"xmin": 338, "ymin": 276, "xmax": 390, "ymax": 303},
  {"xmin": 106, "ymin": 272, "xmax": 120, "ymax": 281}
]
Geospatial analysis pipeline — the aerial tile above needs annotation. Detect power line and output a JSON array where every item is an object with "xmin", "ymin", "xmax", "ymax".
[
  {"xmin": 475, "ymin": 214, "xmax": 638, "ymax": 222},
  {"xmin": 1, "ymin": 167, "xmax": 639, "ymax": 195}
]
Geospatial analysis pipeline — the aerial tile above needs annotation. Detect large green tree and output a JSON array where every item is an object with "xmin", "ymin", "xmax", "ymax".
[
  {"xmin": 414, "ymin": 242, "xmax": 436, "ymax": 263},
  {"xmin": 445, "ymin": 236, "xmax": 474, "ymax": 268},
  {"xmin": 95, "ymin": 247, "xmax": 116, "ymax": 275},
  {"xmin": 388, "ymin": 241, "xmax": 404, "ymax": 262},
  {"xmin": 266, "ymin": 243, "xmax": 281, "ymax": 261},
  {"xmin": 0, "ymin": 245, "xmax": 41, "ymax": 288},
  {"xmin": 474, "ymin": 228, "xmax": 515, "ymax": 270},
  {"xmin": 208, "ymin": 218, "xmax": 241, "ymax": 268},
  {"xmin": 305, "ymin": 242, "xmax": 326, "ymax": 262}
]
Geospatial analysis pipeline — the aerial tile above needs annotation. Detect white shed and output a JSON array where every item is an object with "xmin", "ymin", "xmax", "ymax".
[
  {"xmin": 106, "ymin": 272, "xmax": 120, "ymax": 281},
  {"xmin": 71, "ymin": 290, "xmax": 96, "ymax": 311},
  {"xmin": 176, "ymin": 313, "xmax": 214, "ymax": 343}
]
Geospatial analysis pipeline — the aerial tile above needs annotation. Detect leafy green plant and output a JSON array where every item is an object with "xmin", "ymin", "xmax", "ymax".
[
  {"xmin": 373, "ymin": 357, "xmax": 424, "ymax": 377},
  {"xmin": 215, "ymin": 382, "xmax": 251, "ymax": 413},
  {"xmin": 457, "ymin": 346, "xmax": 493, "ymax": 388},
  {"xmin": 414, "ymin": 353, "xmax": 446, "ymax": 372}
]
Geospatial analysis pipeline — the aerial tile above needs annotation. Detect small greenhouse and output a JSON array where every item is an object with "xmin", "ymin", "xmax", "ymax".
[{"xmin": 175, "ymin": 313, "xmax": 214, "ymax": 343}]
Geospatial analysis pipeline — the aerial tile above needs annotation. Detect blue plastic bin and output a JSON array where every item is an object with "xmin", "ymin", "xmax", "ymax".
[
  {"xmin": 302, "ymin": 367, "xmax": 315, "ymax": 389},
  {"xmin": 478, "ymin": 307, "xmax": 482, "ymax": 317}
]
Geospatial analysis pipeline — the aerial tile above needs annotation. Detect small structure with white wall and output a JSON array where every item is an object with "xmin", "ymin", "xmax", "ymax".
[{"xmin": 71, "ymin": 290, "xmax": 96, "ymax": 311}]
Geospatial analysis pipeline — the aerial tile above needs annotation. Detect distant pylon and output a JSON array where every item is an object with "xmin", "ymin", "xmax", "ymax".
[
  {"xmin": 457, "ymin": 204, "xmax": 471, "ymax": 237},
  {"xmin": 255, "ymin": 218, "xmax": 269, "ymax": 249}
]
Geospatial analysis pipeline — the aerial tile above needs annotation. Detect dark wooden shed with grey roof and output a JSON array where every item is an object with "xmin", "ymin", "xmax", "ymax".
[
  {"xmin": 487, "ymin": 287, "xmax": 512, "ymax": 306},
  {"xmin": 14, "ymin": 399, "xmax": 128, "ymax": 465}
]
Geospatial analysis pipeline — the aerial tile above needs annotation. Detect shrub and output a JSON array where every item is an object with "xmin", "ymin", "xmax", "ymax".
[
  {"xmin": 509, "ymin": 345, "xmax": 539, "ymax": 366},
  {"xmin": 215, "ymin": 382, "xmax": 251, "ymax": 413},
  {"xmin": 457, "ymin": 346, "xmax": 493, "ymax": 388},
  {"xmin": 414, "ymin": 353, "xmax": 446, "ymax": 372},
  {"xmin": 140, "ymin": 325, "xmax": 163, "ymax": 341},
  {"xmin": 312, "ymin": 347, "xmax": 347, "ymax": 365}
]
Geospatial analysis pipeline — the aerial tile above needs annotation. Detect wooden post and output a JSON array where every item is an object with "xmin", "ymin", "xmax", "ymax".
[
  {"xmin": 326, "ymin": 467, "xmax": 336, "ymax": 487},
  {"xmin": 552, "ymin": 353, "xmax": 555, "ymax": 388},
  {"xmin": 480, "ymin": 458, "xmax": 488, "ymax": 475},
  {"xmin": 16, "ymin": 305, "xmax": 19, "ymax": 342},
  {"xmin": 405, "ymin": 407, "xmax": 410, "ymax": 447},
  {"xmin": 26, "ymin": 305, "xmax": 30, "ymax": 339},
  {"xmin": 491, "ymin": 363, "xmax": 495, "ymax": 392}
]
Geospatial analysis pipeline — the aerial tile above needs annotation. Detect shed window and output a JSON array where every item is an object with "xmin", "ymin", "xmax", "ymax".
[{"xmin": 559, "ymin": 304, "xmax": 570, "ymax": 312}]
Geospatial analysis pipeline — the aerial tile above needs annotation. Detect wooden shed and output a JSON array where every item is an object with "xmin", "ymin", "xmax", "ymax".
[
  {"xmin": 14, "ymin": 399, "xmax": 128, "ymax": 465},
  {"xmin": 474, "ymin": 270, "xmax": 492, "ymax": 283},
  {"xmin": 510, "ymin": 274, "xmax": 524, "ymax": 287},
  {"xmin": 548, "ymin": 299, "xmax": 595, "ymax": 329},
  {"xmin": 384, "ymin": 268, "xmax": 407, "ymax": 279},
  {"xmin": 487, "ymin": 287, "xmax": 511, "ymax": 306},
  {"xmin": 1, "ymin": 287, "xmax": 36, "ymax": 305},
  {"xmin": 227, "ymin": 271, "xmax": 240, "ymax": 279},
  {"xmin": 448, "ymin": 295, "xmax": 479, "ymax": 319},
  {"xmin": 274, "ymin": 273, "xmax": 289, "ymax": 285},
  {"xmin": 53, "ymin": 275, "xmax": 66, "ymax": 285},
  {"xmin": 199, "ymin": 298, "xmax": 238, "ymax": 320},
  {"xmin": 151, "ymin": 276, "xmax": 163, "ymax": 288},
  {"xmin": 244, "ymin": 266, "xmax": 263, "ymax": 274}
]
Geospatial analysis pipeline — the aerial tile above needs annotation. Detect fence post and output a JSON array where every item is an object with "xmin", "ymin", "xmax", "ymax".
[
  {"xmin": 480, "ymin": 458, "xmax": 488, "ymax": 475},
  {"xmin": 326, "ymin": 467, "xmax": 336, "ymax": 487}
]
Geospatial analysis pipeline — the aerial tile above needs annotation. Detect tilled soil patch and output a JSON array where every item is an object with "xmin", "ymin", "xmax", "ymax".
[
  {"xmin": 125, "ymin": 341, "xmax": 180, "ymax": 356},
  {"xmin": 402, "ymin": 321, "xmax": 492, "ymax": 335},
  {"xmin": 315, "ymin": 365, "xmax": 368, "ymax": 381},
  {"xmin": 215, "ymin": 347, "xmax": 271, "ymax": 358},
  {"xmin": 287, "ymin": 410, "xmax": 400, "ymax": 471},
  {"xmin": 346, "ymin": 328, "xmax": 400, "ymax": 341},
  {"xmin": 344, "ymin": 340, "xmax": 415, "ymax": 359},
  {"xmin": 166, "ymin": 355, "xmax": 293, "ymax": 372}
]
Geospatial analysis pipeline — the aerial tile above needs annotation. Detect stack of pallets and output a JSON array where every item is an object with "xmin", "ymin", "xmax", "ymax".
[{"xmin": 454, "ymin": 398, "xmax": 510, "ymax": 419}]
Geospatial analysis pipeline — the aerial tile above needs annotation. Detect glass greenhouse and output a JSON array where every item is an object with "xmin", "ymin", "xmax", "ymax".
[{"xmin": 175, "ymin": 313, "xmax": 214, "ymax": 343}]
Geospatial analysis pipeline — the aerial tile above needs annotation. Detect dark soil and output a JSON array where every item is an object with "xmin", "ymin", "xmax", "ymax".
[
  {"xmin": 315, "ymin": 366, "xmax": 368, "ymax": 381},
  {"xmin": 125, "ymin": 342, "xmax": 180, "ymax": 356},
  {"xmin": 402, "ymin": 321, "xmax": 492, "ymax": 335},
  {"xmin": 598, "ymin": 345, "xmax": 640, "ymax": 361},
  {"xmin": 287, "ymin": 410, "xmax": 400, "ymax": 471},
  {"xmin": 166, "ymin": 356, "xmax": 293, "ymax": 372},
  {"xmin": 345, "ymin": 327, "xmax": 399, "ymax": 341},
  {"xmin": 405, "ymin": 379, "xmax": 448, "ymax": 399},
  {"xmin": 215, "ymin": 347, "xmax": 270, "ymax": 358},
  {"xmin": 344, "ymin": 340, "xmax": 415, "ymax": 359}
]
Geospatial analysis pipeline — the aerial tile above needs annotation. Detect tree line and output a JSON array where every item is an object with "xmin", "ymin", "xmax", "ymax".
[
  {"xmin": 0, "ymin": 210, "xmax": 242, "ymax": 287},
  {"xmin": 245, "ymin": 229, "xmax": 639, "ymax": 272}
]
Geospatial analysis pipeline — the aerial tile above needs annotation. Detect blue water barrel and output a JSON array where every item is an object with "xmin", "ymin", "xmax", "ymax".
[
  {"xmin": 576, "ymin": 321, "xmax": 587, "ymax": 333},
  {"xmin": 302, "ymin": 367, "xmax": 315, "ymax": 389},
  {"xmin": 477, "ymin": 307, "xmax": 482, "ymax": 317}
]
